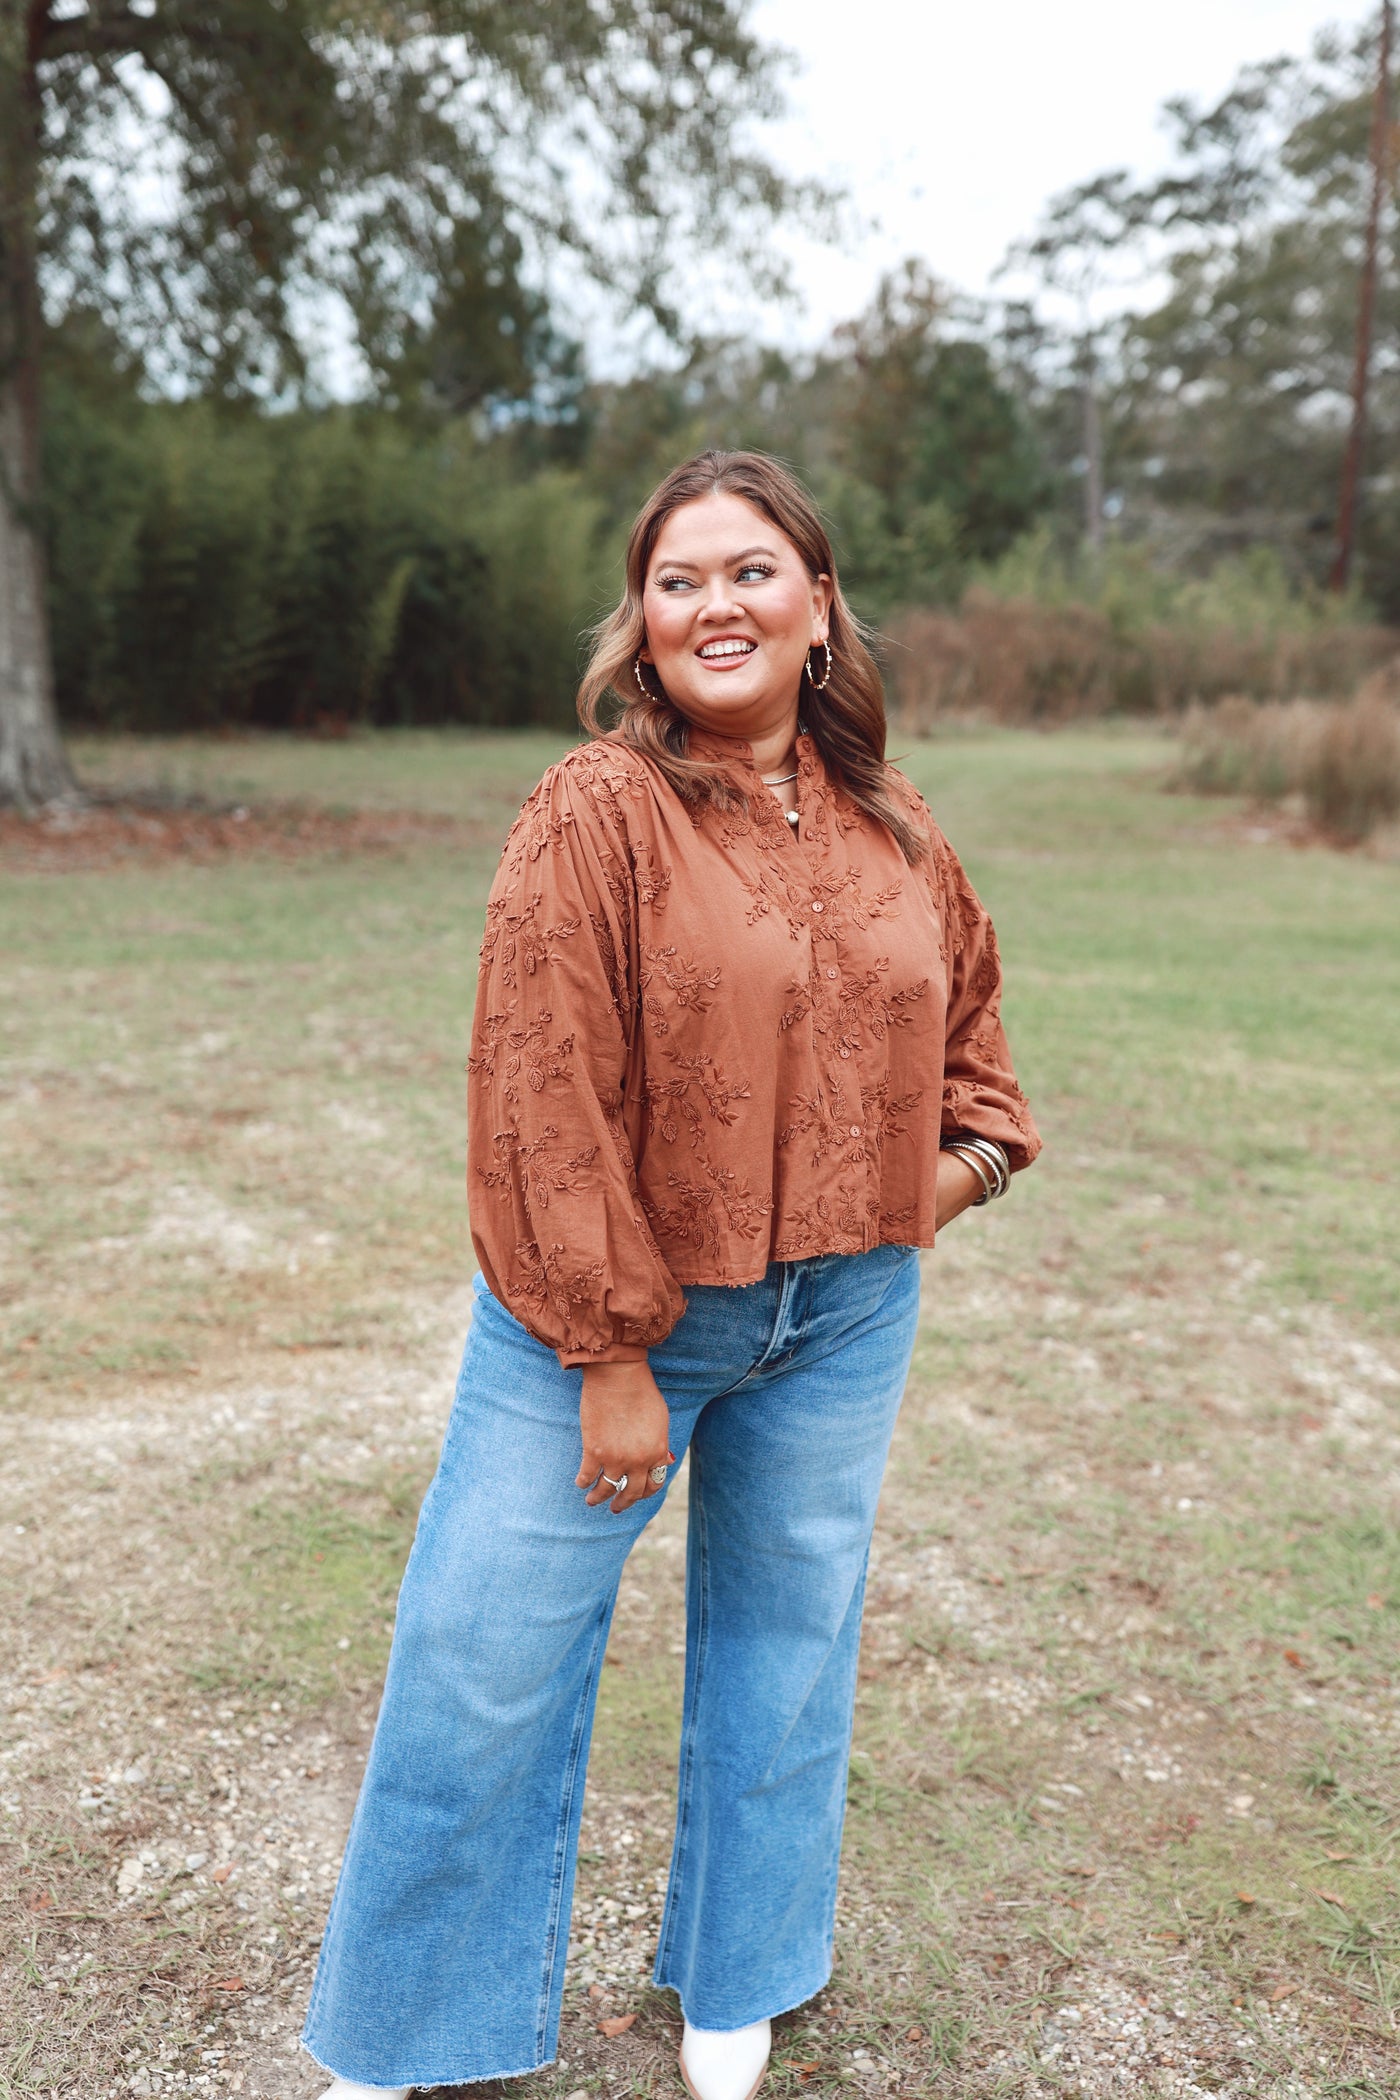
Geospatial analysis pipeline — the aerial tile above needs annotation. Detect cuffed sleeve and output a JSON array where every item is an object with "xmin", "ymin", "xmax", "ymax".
[
  {"xmin": 466, "ymin": 761, "xmax": 688, "ymax": 1367},
  {"xmin": 930, "ymin": 828, "xmax": 1042, "ymax": 1175}
]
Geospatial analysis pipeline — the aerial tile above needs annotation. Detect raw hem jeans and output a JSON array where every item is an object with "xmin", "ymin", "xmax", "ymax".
[{"xmin": 302, "ymin": 1242, "xmax": 921, "ymax": 2089}]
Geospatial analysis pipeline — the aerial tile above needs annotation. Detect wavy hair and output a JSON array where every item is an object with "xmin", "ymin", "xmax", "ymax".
[{"xmin": 577, "ymin": 450, "xmax": 925, "ymax": 864}]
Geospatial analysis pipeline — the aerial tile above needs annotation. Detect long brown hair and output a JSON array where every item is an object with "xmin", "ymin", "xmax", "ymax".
[{"xmin": 577, "ymin": 450, "xmax": 925, "ymax": 864}]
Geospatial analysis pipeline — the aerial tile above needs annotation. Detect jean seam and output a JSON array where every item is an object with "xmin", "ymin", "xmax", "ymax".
[
  {"xmin": 817, "ymin": 1546, "xmax": 875, "ymax": 1963},
  {"xmin": 536, "ymin": 1599, "xmax": 614, "ymax": 2057},
  {"xmin": 654, "ymin": 1446, "xmax": 711, "ymax": 1984}
]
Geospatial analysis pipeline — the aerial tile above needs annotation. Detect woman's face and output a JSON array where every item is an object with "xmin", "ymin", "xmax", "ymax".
[{"xmin": 640, "ymin": 491, "xmax": 831, "ymax": 742}]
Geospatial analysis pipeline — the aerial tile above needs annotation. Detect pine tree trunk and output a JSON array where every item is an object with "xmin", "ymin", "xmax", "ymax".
[
  {"xmin": 0, "ymin": 15, "xmax": 74, "ymax": 810},
  {"xmin": 1330, "ymin": 0, "xmax": 1395, "ymax": 592},
  {"xmin": 1081, "ymin": 344, "xmax": 1104, "ymax": 557}
]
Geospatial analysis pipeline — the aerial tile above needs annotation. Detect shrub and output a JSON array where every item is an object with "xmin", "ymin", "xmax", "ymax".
[
  {"xmin": 1305, "ymin": 692, "xmax": 1400, "ymax": 841},
  {"xmin": 878, "ymin": 536, "xmax": 1398, "ymax": 727},
  {"xmin": 1175, "ymin": 694, "xmax": 1325, "ymax": 799},
  {"xmin": 1173, "ymin": 691, "xmax": 1400, "ymax": 841}
]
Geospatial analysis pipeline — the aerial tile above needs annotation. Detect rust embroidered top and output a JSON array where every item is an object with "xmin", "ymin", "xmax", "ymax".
[{"xmin": 467, "ymin": 728, "xmax": 1041, "ymax": 1366}]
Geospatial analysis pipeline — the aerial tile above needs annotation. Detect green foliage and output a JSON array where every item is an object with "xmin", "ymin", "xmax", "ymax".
[
  {"xmin": 548, "ymin": 264, "xmax": 1050, "ymax": 618},
  {"xmin": 34, "ymin": 1, "xmax": 808, "ymax": 406},
  {"xmin": 975, "ymin": 532, "xmax": 1367, "ymax": 637},
  {"xmin": 819, "ymin": 471, "xmax": 964, "ymax": 615},
  {"xmin": 44, "ymin": 391, "xmax": 607, "ymax": 729},
  {"xmin": 824, "ymin": 262, "xmax": 1048, "ymax": 581},
  {"xmin": 43, "ymin": 254, "xmax": 1058, "ymax": 734}
]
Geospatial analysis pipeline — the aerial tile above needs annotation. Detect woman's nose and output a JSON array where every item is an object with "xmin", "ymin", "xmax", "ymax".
[{"xmin": 697, "ymin": 578, "xmax": 742, "ymax": 619}]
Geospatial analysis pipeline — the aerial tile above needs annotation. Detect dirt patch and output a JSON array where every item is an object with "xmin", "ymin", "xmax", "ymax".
[{"xmin": 0, "ymin": 800, "xmax": 479, "ymax": 872}]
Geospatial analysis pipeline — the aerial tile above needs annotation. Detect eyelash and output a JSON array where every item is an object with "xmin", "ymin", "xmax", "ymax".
[{"xmin": 656, "ymin": 562, "xmax": 775, "ymax": 593}]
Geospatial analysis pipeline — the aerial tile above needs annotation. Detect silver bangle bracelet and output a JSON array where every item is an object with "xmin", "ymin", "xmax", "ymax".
[
  {"xmin": 947, "ymin": 1130, "xmax": 1010, "ymax": 1179},
  {"xmin": 960, "ymin": 1137, "xmax": 1010, "ymax": 1198},
  {"xmin": 940, "ymin": 1133, "xmax": 1011, "ymax": 1202},
  {"xmin": 969, "ymin": 1145, "xmax": 1010, "ymax": 1200},
  {"xmin": 941, "ymin": 1142, "xmax": 995, "ymax": 1205}
]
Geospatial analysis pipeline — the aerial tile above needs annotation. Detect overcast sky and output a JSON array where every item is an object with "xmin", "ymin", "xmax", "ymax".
[{"xmin": 739, "ymin": 0, "xmax": 1377, "ymax": 348}]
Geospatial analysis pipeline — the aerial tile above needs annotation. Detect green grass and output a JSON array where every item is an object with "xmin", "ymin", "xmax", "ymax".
[
  {"xmin": 67, "ymin": 725, "xmax": 571, "ymax": 819},
  {"xmin": 2, "ymin": 724, "xmax": 1397, "ymax": 2096}
]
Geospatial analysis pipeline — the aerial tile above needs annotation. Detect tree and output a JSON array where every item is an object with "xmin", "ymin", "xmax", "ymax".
[
  {"xmin": 816, "ymin": 261, "xmax": 1047, "ymax": 601},
  {"xmin": 1000, "ymin": 172, "xmax": 1149, "ymax": 557},
  {"xmin": 0, "ymin": 0, "xmax": 805, "ymax": 806},
  {"xmin": 2, "ymin": 1, "xmax": 70, "ymax": 804},
  {"xmin": 992, "ymin": 28, "xmax": 1400, "ymax": 605},
  {"xmin": 1121, "ymin": 28, "xmax": 1400, "ymax": 593}
]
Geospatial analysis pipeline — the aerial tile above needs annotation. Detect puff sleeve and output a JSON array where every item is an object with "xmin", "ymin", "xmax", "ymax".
[
  {"xmin": 466, "ymin": 760, "xmax": 687, "ymax": 1367},
  {"xmin": 930, "ymin": 825, "xmax": 1042, "ymax": 1174}
]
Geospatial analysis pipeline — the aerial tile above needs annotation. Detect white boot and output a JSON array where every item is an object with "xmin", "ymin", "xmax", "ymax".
[
  {"xmin": 316, "ymin": 2081, "xmax": 412, "ymax": 2100},
  {"xmin": 679, "ymin": 2016, "xmax": 772, "ymax": 2100}
]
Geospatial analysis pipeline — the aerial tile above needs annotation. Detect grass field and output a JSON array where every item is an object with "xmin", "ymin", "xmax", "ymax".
[{"xmin": 1, "ymin": 725, "xmax": 1397, "ymax": 2100}]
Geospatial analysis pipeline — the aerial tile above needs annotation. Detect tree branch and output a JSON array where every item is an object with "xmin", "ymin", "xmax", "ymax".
[
  {"xmin": 38, "ymin": 4, "xmax": 158, "ymax": 62},
  {"xmin": 27, "ymin": 0, "xmax": 54, "ymax": 68}
]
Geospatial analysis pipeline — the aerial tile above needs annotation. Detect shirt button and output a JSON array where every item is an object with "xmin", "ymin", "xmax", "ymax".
[
  {"xmin": 849, "ymin": 1124, "xmax": 862, "ymax": 1137},
  {"xmin": 810, "ymin": 900, "xmax": 824, "ymax": 913},
  {"xmin": 826, "ymin": 968, "xmax": 838, "ymax": 980}
]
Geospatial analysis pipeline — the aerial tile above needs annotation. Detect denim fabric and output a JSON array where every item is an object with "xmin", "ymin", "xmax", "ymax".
[{"xmin": 302, "ymin": 1242, "xmax": 921, "ymax": 2089}]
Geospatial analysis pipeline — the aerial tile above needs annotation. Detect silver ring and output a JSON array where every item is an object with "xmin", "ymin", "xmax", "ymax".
[
  {"xmin": 649, "ymin": 1464, "xmax": 668, "ymax": 1486},
  {"xmin": 601, "ymin": 1472, "xmax": 628, "ymax": 1493}
]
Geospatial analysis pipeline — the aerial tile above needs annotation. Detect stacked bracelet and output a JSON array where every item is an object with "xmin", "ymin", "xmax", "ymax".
[{"xmin": 939, "ymin": 1132, "xmax": 1011, "ymax": 1205}]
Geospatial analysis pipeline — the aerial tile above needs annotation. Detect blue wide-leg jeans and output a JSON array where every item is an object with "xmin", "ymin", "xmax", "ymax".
[{"xmin": 302, "ymin": 1243, "xmax": 921, "ymax": 2089}]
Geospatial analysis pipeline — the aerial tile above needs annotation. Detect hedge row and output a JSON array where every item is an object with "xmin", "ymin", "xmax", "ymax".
[{"xmin": 45, "ymin": 394, "xmax": 611, "ymax": 731}]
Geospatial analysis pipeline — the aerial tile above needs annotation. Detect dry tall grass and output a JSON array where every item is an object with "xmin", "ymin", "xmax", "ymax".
[
  {"xmin": 882, "ymin": 595, "xmax": 1398, "ymax": 727},
  {"xmin": 1174, "ymin": 688, "xmax": 1400, "ymax": 841}
]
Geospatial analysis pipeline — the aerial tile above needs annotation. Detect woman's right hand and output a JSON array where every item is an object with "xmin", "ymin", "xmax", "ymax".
[{"xmin": 577, "ymin": 1360, "xmax": 674, "ymax": 1513}]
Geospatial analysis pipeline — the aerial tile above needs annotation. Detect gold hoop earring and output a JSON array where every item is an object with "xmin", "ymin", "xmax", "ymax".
[
  {"xmin": 633, "ymin": 655, "xmax": 652, "ymax": 699},
  {"xmin": 805, "ymin": 641, "xmax": 832, "ymax": 691}
]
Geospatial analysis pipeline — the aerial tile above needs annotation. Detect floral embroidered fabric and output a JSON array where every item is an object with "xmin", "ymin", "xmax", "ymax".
[{"xmin": 467, "ymin": 728, "xmax": 1041, "ymax": 1366}]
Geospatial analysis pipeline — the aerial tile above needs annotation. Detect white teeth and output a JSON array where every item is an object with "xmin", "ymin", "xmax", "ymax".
[{"xmin": 698, "ymin": 640, "xmax": 755, "ymax": 659}]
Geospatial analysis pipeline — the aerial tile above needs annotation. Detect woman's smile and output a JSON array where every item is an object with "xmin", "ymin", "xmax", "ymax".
[{"xmin": 695, "ymin": 634, "xmax": 758, "ymax": 669}]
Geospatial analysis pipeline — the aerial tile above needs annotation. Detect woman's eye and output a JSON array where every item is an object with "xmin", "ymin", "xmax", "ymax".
[
  {"xmin": 656, "ymin": 576, "xmax": 694, "ymax": 593},
  {"xmin": 736, "ymin": 563, "xmax": 774, "ymax": 583}
]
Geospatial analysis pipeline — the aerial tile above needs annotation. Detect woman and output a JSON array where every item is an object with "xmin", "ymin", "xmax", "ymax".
[{"xmin": 302, "ymin": 451, "xmax": 1040, "ymax": 2100}]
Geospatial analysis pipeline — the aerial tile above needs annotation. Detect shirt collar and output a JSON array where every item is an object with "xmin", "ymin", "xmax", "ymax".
[{"xmin": 684, "ymin": 722, "xmax": 820, "ymax": 774}]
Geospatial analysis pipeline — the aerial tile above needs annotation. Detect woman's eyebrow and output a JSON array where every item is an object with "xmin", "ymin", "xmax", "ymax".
[{"xmin": 652, "ymin": 543, "xmax": 780, "ymax": 575}]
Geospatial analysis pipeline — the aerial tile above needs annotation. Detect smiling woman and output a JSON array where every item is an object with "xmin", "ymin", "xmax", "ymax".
[
  {"xmin": 578, "ymin": 450, "xmax": 927, "ymax": 862},
  {"xmin": 300, "ymin": 450, "xmax": 1041, "ymax": 2100}
]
